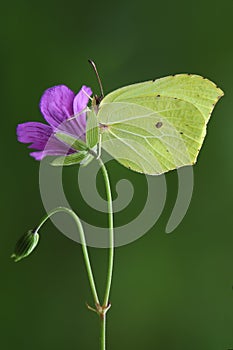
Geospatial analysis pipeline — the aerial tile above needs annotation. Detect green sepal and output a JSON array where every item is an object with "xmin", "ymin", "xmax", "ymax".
[
  {"xmin": 55, "ymin": 132, "xmax": 88, "ymax": 151},
  {"xmin": 11, "ymin": 230, "xmax": 40, "ymax": 262},
  {"xmin": 51, "ymin": 152, "xmax": 88, "ymax": 166},
  {"xmin": 86, "ymin": 110, "xmax": 99, "ymax": 148},
  {"xmin": 80, "ymin": 152, "xmax": 95, "ymax": 167}
]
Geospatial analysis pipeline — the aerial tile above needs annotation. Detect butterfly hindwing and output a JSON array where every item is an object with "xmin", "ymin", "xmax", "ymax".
[{"xmin": 97, "ymin": 74, "xmax": 223, "ymax": 175}]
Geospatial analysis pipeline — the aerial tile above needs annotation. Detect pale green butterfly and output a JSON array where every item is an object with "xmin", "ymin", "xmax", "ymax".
[{"xmin": 53, "ymin": 61, "xmax": 224, "ymax": 175}]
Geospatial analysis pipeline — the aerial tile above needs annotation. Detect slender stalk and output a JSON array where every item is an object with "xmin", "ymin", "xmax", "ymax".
[
  {"xmin": 34, "ymin": 206, "xmax": 100, "ymax": 306},
  {"xmin": 92, "ymin": 157, "xmax": 114, "ymax": 350},
  {"xmin": 97, "ymin": 158, "xmax": 114, "ymax": 308},
  {"xmin": 100, "ymin": 313, "xmax": 106, "ymax": 350}
]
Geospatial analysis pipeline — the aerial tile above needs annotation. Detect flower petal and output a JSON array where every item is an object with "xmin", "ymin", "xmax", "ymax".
[
  {"xmin": 73, "ymin": 85, "xmax": 92, "ymax": 115},
  {"xmin": 29, "ymin": 146, "xmax": 74, "ymax": 161},
  {"xmin": 70, "ymin": 85, "xmax": 93, "ymax": 139},
  {"xmin": 17, "ymin": 122, "xmax": 53, "ymax": 150},
  {"xmin": 39, "ymin": 85, "xmax": 75, "ymax": 128},
  {"xmin": 29, "ymin": 151, "xmax": 48, "ymax": 160},
  {"xmin": 17, "ymin": 122, "xmax": 75, "ymax": 160}
]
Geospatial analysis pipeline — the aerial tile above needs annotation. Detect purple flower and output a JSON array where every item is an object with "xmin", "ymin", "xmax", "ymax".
[{"xmin": 17, "ymin": 85, "xmax": 92, "ymax": 160}]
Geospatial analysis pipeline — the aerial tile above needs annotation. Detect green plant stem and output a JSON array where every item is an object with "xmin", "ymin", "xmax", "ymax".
[
  {"xmin": 96, "ymin": 157, "xmax": 114, "ymax": 350},
  {"xmin": 97, "ymin": 158, "xmax": 114, "ymax": 308},
  {"xmin": 100, "ymin": 313, "xmax": 106, "ymax": 350},
  {"xmin": 34, "ymin": 207, "xmax": 100, "ymax": 306}
]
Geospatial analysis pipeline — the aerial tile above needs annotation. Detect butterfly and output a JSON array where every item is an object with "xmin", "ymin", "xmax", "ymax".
[{"xmin": 53, "ymin": 61, "xmax": 224, "ymax": 175}]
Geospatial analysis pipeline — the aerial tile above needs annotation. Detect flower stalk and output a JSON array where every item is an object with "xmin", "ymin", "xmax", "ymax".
[
  {"xmin": 86, "ymin": 155, "xmax": 114, "ymax": 350},
  {"xmin": 34, "ymin": 207, "xmax": 100, "ymax": 306},
  {"xmin": 97, "ymin": 158, "xmax": 114, "ymax": 309}
]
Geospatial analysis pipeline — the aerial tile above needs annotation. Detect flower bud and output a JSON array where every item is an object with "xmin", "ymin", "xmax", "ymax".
[{"xmin": 11, "ymin": 230, "xmax": 40, "ymax": 262}]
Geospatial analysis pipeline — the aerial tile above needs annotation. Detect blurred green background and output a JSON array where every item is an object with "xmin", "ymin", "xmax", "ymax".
[{"xmin": 1, "ymin": 0, "xmax": 232, "ymax": 349}]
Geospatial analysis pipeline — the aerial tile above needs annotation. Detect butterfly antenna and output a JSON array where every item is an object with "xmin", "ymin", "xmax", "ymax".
[{"xmin": 88, "ymin": 59, "xmax": 104, "ymax": 97}]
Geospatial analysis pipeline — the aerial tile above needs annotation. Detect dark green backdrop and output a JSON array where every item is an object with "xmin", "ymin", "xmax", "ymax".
[{"xmin": 1, "ymin": 0, "xmax": 232, "ymax": 349}]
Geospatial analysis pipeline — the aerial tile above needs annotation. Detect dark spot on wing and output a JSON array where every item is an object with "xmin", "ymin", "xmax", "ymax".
[
  {"xmin": 180, "ymin": 131, "xmax": 183, "ymax": 135},
  {"xmin": 156, "ymin": 94, "xmax": 161, "ymax": 97},
  {"xmin": 156, "ymin": 122, "xmax": 163, "ymax": 128}
]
